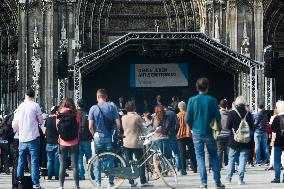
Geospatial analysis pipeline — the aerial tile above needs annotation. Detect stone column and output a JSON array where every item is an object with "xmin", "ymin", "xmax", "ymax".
[
  {"xmin": 254, "ymin": 0, "xmax": 264, "ymax": 61},
  {"xmin": 205, "ymin": 0, "xmax": 214, "ymax": 37},
  {"xmin": 227, "ymin": 0, "xmax": 237, "ymax": 51},
  {"xmin": 253, "ymin": 1, "xmax": 265, "ymax": 106},
  {"xmin": 18, "ymin": 2, "xmax": 29, "ymax": 98},
  {"xmin": 42, "ymin": 1, "xmax": 54, "ymax": 111}
]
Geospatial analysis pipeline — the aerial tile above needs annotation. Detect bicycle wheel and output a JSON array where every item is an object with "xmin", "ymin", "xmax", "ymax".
[
  {"xmin": 87, "ymin": 152, "xmax": 126, "ymax": 189},
  {"xmin": 156, "ymin": 154, "xmax": 178, "ymax": 189}
]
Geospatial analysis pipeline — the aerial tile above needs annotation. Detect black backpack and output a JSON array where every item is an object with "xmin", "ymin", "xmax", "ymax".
[{"xmin": 57, "ymin": 113, "xmax": 78, "ymax": 141}]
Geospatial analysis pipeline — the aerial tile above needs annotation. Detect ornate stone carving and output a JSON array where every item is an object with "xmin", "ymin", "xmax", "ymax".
[
  {"xmin": 31, "ymin": 19, "xmax": 41, "ymax": 100},
  {"xmin": 241, "ymin": 18, "xmax": 251, "ymax": 57}
]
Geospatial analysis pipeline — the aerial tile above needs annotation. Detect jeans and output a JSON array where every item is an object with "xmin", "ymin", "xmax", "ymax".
[
  {"xmin": 123, "ymin": 147, "xmax": 147, "ymax": 184},
  {"xmin": 217, "ymin": 140, "xmax": 229, "ymax": 169},
  {"xmin": 78, "ymin": 141, "xmax": 92, "ymax": 179},
  {"xmin": 273, "ymin": 146, "xmax": 284, "ymax": 181},
  {"xmin": 10, "ymin": 139, "xmax": 19, "ymax": 188},
  {"xmin": 17, "ymin": 138, "xmax": 40, "ymax": 186},
  {"xmin": 59, "ymin": 145, "xmax": 79, "ymax": 187},
  {"xmin": 168, "ymin": 136, "xmax": 182, "ymax": 171},
  {"xmin": 46, "ymin": 144, "xmax": 59, "ymax": 178},
  {"xmin": 93, "ymin": 138, "xmax": 114, "ymax": 184},
  {"xmin": 192, "ymin": 133, "xmax": 221, "ymax": 186},
  {"xmin": 226, "ymin": 148, "xmax": 249, "ymax": 182},
  {"xmin": 152, "ymin": 139, "xmax": 172, "ymax": 160},
  {"xmin": 177, "ymin": 137, "xmax": 197, "ymax": 173},
  {"xmin": 254, "ymin": 131, "xmax": 270, "ymax": 164}
]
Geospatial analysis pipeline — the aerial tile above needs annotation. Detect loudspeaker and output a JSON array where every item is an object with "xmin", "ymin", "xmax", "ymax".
[
  {"xmin": 264, "ymin": 48, "xmax": 275, "ymax": 78},
  {"xmin": 58, "ymin": 51, "xmax": 68, "ymax": 79}
]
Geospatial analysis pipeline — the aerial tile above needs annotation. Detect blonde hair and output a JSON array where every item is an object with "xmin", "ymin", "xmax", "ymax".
[
  {"xmin": 276, "ymin": 101, "xmax": 284, "ymax": 113},
  {"xmin": 178, "ymin": 101, "xmax": 186, "ymax": 111},
  {"xmin": 235, "ymin": 96, "xmax": 247, "ymax": 106}
]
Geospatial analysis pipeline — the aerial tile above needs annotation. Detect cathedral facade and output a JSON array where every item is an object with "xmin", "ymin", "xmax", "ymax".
[{"xmin": 0, "ymin": 0, "xmax": 283, "ymax": 113}]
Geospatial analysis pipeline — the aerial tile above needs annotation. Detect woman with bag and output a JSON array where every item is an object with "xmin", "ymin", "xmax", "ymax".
[
  {"xmin": 226, "ymin": 96, "xmax": 253, "ymax": 185},
  {"xmin": 56, "ymin": 98, "xmax": 81, "ymax": 189},
  {"xmin": 176, "ymin": 101, "xmax": 197, "ymax": 175},
  {"xmin": 152, "ymin": 105, "xmax": 172, "ymax": 178}
]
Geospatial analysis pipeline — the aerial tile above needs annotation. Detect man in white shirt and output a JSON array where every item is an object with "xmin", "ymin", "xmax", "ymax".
[{"xmin": 12, "ymin": 89, "xmax": 43, "ymax": 189}]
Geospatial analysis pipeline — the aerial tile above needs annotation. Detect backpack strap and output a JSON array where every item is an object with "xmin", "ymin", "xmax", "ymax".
[
  {"xmin": 97, "ymin": 105, "xmax": 106, "ymax": 120},
  {"xmin": 234, "ymin": 109, "xmax": 248, "ymax": 121}
]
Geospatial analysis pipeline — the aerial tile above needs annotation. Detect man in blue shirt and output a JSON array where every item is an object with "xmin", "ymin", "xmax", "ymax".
[
  {"xmin": 88, "ymin": 89, "xmax": 120, "ymax": 187},
  {"xmin": 185, "ymin": 78, "xmax": 224, "ymax": 189}
]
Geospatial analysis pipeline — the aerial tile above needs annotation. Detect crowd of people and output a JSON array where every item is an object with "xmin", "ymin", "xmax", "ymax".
[{"xmin": 0, "ymin": 77, "xmax": 284, "ymax": 189}]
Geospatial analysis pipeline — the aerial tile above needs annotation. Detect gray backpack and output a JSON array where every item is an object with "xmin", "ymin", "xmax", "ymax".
[{"xmin": 232, "ymin": 110, "xmax": 251, "ymax": 143}]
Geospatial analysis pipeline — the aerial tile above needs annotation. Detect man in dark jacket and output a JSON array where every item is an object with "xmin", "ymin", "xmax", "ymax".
[
  {"xmin": 254, "ymin": 104, "xmax": 270, "ymax": 165},
  {"xmin": 77, "ymin": 99, "xmax": 93, "ymax": 180}
]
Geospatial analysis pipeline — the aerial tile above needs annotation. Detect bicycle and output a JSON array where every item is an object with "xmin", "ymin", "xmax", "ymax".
[{"xmin": 87, "ymin": 127, "xmax": 178, "ymax": 189}]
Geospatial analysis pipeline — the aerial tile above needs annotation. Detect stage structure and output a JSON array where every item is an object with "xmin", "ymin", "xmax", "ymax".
[{"xmin": 67, "ymin": 32, "xmax": 273, "ymax": 111}]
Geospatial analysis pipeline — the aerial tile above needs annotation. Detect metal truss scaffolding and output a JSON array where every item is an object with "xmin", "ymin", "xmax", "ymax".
[{"xmin": 71, "ymin": 32, "xmax": 270, "ymax": 110}]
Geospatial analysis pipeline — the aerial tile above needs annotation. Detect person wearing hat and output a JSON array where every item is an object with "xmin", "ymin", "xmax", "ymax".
[
  {"xmin": 44, "ymin": 106, "xmax": 59, "ymax": 181},
  {"xmin": 254, "ymin": 103, "xmax": 270, "ymax": 166},
  {"xmin": 12, "ymin": 88, "xmax": 44, "ymax": 189},
  {"xmin": 76, "ymin": 99, "xmax": 93, "ymax": 180}
]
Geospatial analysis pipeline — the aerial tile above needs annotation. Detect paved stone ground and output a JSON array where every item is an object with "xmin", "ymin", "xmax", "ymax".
[{"xmin": 1, "ymin": 166, "xmax": 284, "ymax": 189}]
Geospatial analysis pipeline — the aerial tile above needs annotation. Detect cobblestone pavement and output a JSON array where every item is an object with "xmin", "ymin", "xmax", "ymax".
[{"xmin": 1, "ymin": 166, "xmax": 284, "ymax": 189}]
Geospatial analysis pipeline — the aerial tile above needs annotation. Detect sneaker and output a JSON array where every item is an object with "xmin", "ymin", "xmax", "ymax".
[
  {"xmin": 46, "ymin": 178, "xmax": 52, "ymax": 182},
  {"xmin": 179, "ymin": 171, "xmax": 187, "ymax": 176},
  {"xmin": 141, "ymin": 183, "xmax": 154, "ymax": 187},
  {"xmin": 129, "ymin": 182, "xmax": 138, "ymax": 187},
  {"xmin": 238, "ymin": 181, "xmax": 245, "ymax": 185},
  {"xmin": 271, "ymin": 179, "xmax": 280, "ymax": 183},
  {"xmin": 33, "ymin": 185, "xmax": 44, "ymax": 189},
  {"xmin": 199, "ymin": 184, "xmax": 208, "ymax": 188},
  {"xmin": 109, "ymin": 183, "xmax": 115, "ymax": 188},
  {"xmin": 215, "ymin": 184, "xmax": 225, "ymax": 189},
  {"xmin": 54, "ymin": 176, "xmax": 59, "ymax": 180},
  {"xmin": 249, "ymin": 163, "xmax": 254, "ymax": 167},
  {"xmin": 257, "ymin": 164, "xmax": 262, "ymax": 166}
]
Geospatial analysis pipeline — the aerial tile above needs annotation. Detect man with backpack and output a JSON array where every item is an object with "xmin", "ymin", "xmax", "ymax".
[
  {"xmin": 76, "ymin": 99, "xmax": 93, "ymax": 180},
  {"xmin": 226, "ymin": 96, "xmax": 253, "ymax": 185},
  {"xmin": 88, "ymin": 89, "xmax": 120, "ymax": 187},
  {"xmin": 185, "ymin": 78, "xmax": 225, "ymax": 189},
  {"xmin": 254, "ymin": 104, "xmax": 270, "ymax": 166},
  {"xmin": 12, "ymin": 89, "xmax": 44, "ymax": 189}
]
